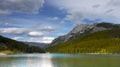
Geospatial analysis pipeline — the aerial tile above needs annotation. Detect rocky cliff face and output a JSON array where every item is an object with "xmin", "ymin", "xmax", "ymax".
[{"xmin": 51, "ymin": 22, "xmax": 120, "ymax": 45}]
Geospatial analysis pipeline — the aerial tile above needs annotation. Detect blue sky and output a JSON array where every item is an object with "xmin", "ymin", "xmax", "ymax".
[{"xmin": 0, "ymin": 0, "xmax": 120, "ymax": 43}]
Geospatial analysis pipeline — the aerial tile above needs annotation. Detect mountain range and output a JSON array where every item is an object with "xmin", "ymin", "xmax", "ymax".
[
  {"xmin": 48, "ymin": 22, "xmax": 120, "ymax": 54},
  {"xmin": 1, "ymin": 22, "xmax": 120, "ymax": 54},
  {"xmin": 51, "ymin": 22, "xmax": 120, "ymax": 45}
]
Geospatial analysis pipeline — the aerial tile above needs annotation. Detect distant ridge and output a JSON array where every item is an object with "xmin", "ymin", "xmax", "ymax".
[
  {"xmin": 0, "ymin": 35, "xmax": 45, "ymax": 54},
  {"xmin": 25, "ymin": 42, "xmax": 48, "ymax": 48}
]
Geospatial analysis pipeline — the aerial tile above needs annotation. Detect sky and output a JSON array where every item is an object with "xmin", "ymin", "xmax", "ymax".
[{"xmin": 0, "ymin": 0, "xmax": 120, "ymax": 43}]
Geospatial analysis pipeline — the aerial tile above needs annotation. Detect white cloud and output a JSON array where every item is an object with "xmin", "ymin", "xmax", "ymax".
[
  {"xmin": 28, "ymin": 31, "xmax": 44, "ymax": 36},
  {"xmin": 40, "ymin": 37, "xmax": 55, "ymax": 43},
  {"xmin": 12, "ymin": 37, "xmax": 24, "ymax": 40},
  {"xmin": 0, "ymin": 0, "xmax": 44, "ymax": 15},
  {"xmin": 0, "ymin": 26, "xmax": 56, "ymax": 37},
  {"xmin": 41, "ymin": 26, "xmax": 55, "ymax": 32},
  {"xmin": 0, "ymin": 28, "xmax": 29, "ymax": 35},
  {"xmin": 49, "ymin": 0, "xmax": 120, "ymax": 24},
  {"xmin": 28, "ymin": 37, "xmax": 54, "ymax": 43},
  {"xmin": 52, "ymin": 17, "xmax": 58, "ymax": 20}
]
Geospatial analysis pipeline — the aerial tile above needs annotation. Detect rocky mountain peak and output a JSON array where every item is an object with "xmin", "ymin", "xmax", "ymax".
[{"xmin": 69, "ymin": 24, "xmax": 89, "ymax": 34}]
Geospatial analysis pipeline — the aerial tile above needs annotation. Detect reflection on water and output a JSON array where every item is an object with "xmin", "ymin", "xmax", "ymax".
[
  {"xmin": 0, "ymin": 54, "xmax": 54, "ymax": 67},
  {"xmin": 0, "ymin": 54, "xmax": 120, "ymax": 67},
  {"xmin": 26, "ymin": 54, "xmax": 53, "ymax": 67}
]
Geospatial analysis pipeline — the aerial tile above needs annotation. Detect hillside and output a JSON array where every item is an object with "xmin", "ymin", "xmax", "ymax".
[
  {"xmin": 51, "ymin": 22, "xmax": 120, "ymax": 45},
  {"xmin": 0, "ymin": 35, "xmax": 45, "ymax": 54},
  {"xmin": 48, "ymin": 22, "xmax": 120, "ymax": 54}
]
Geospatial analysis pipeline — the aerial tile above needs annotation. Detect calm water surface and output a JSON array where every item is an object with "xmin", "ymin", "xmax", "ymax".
[{"xmin": 0, "ymin": 54, "xmax": 120, "ymax": 67}]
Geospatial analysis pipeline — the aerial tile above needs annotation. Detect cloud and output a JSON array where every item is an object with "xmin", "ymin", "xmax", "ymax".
[
  {"xmin": 0, "ymin": 26, "xmax": 56, "ymax": 38},
  {"xmin": 53, "ymin": 17, "xmax": 58, "ymax": 20},
  {"xmin": 60, "ymin": 21, "xmax": 65, "ymax": 26},
  {"xmin": 0, "ymin": 27, "xmax": 47, "ymax": 37},
  {"xmin": 12, "ymin": 37, "xmax": 24, "ymax": 40},
  {"xmin": 28, "ymin": 31, "xmax": 44, "ymax": 37},
  {"xmin": 0, "ymin": 28, "xmax": 29, "ymax": 35},
  {"xmin": 49, "ymin": 0, "xmax": 120, "ymax": 24},
  {"xmin": 40, "ymin": 37, "xmax": 54, "ymax": 43},
  {"xmin": 41, "ymin": 26, "xmax": 55, "ymax": 32},
  {"xmin": 28, "ymin": 37, "xmax": 54, "ymax": 43},
  {"xmin": 0, "ymin": 0, "xmax": 44, "ymax": 15}
]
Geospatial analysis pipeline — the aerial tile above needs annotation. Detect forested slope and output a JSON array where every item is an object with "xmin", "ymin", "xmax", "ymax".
[
  {"xmin": 0, "ymin": 35, "xmax": 45, "ymax": 54},
  {"xmin": 48, "ymin": 29, "xmax": 120, "ymax": 54}
]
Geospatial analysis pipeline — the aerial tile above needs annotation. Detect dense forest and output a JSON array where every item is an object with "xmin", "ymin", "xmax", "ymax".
[
  {"xmin": 47, "ymin": 29, "xmax": 120, "ymax": 54},
  {"xmin": 0, "ymin": 35, "xmax": 45, "ymax": 54}
]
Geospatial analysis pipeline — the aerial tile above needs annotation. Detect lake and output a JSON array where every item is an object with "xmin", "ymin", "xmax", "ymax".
[{"xmin": 0, "ymin": 54, "xmax": 120, "ymax": 67}]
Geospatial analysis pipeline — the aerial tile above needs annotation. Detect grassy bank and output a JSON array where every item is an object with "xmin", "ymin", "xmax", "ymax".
[{"xmin": 0, "ymin": 50, "xmax": 23, "ymax": 55}]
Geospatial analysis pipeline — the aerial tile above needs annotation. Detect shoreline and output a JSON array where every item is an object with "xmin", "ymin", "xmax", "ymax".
[
  {"xmin": 0, "ymin": 53, "xmax": 6, "ymax": 55},
  {"xmin": 0, "ymin": 52, "xmax": 119, "ymax": 55}
]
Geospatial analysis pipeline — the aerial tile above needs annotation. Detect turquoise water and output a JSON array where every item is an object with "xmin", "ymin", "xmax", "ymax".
[{"xmin": 0, "ymin": 54, "xmax": 120, "ymax": 67}]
